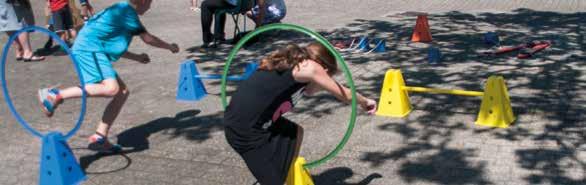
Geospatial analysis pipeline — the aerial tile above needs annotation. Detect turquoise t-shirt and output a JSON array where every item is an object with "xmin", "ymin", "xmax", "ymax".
[{"xmin": 72, "ymin": 1, "xmax": 146, "ymax": 61}]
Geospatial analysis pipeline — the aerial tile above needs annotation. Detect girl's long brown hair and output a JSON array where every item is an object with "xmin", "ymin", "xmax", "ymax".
[{"xmin": 258, "ymin": 42, "xmax": 338, "ymax": 76}]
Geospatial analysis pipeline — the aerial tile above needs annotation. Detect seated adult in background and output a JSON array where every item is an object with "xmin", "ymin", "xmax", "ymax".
[
  {"xmin": 200, "ymin": 0, "xmax": 238, "ymax": 48},
  {"xmin": 247, "ymin": 0, "xmax": 285, "ymax": 27},
  {"xmin": 231, "ymin": 0, "xmax": 284, "ymax": 45}
]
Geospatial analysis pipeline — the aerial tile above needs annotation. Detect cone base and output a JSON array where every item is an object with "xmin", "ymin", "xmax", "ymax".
[{"xmin": 475, "ymin": 117, "xmax": 515, "ymax": 128}]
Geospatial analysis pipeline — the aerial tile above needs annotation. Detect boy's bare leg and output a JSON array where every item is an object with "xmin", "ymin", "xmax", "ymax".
[
  {"xmin": 59, "ymin": 78, "xmax": 124, "ymax": 99},
  {"xmin": 56, "ymin": 78, "xmax": 129, "ymax": 136},
  {"xmin": 96, "ymin": 78, "xmax": 129, "ymax": 136}
]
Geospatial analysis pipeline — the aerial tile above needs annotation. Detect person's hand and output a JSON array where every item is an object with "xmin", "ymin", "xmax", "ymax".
[
  {"xmin": 169, "ymin": 43, "xmax": 180, "ymax": 53},
  {"xmin": 361, "ymin": 98, "xmax": 377, "ymax": 115},
  {"xmin": 81, "ymin": 4, "xmax": 94, "ymax": 20},
  {"xmin": 138, "ymin": 53, "xmax": 150, "ymax": 64}
]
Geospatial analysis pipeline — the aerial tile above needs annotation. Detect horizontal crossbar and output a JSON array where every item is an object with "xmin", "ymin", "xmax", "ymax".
[
  {"xmin": 403, "ymin": 86, "xmax": 484, "ymax": 97},
  {"xmin": 194, "ymin": 74, "xmax": 248, "ymax": 81}
]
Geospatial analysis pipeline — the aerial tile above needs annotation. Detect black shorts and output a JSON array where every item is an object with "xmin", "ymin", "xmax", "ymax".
[
  {"xmin": 225, "ymin": 117, "xmax": 299, "ymax": 185},
  {"xmin": 51, "ymin": 5, "xmax": 74, "ymax": 32}
]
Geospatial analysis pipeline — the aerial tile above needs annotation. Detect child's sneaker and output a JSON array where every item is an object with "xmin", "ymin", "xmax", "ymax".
[
  {"xmin": 37, "ymin": 88, "xmax": 62, "ymax": 117},
  {"xmin": 88, "ymin": 134, "xmax": 122, "ymax": 154}
]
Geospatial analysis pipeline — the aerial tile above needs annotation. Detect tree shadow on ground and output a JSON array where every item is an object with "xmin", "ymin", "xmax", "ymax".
[
  {"xmin": 397, "ymin": 147, "xmax": 490, "ymax": 185},
  {"xmin": 184, "ymin": 30, "xmax": 309, "ymax": 64},
  {"xmin": 157, "ymin": 9, "xmax": 584, "ymax": 184},
  {"xmin": 312, "ymin": 167, "xmax": 383, "ymax": 185},
  {"xmin": 176, "ymin": 9, "xmax": 586, "ymax": 184},
  {"xmin": 516, "ymin": 148, "xmax": 586, "ymax": 185},
  {"xmin": 317, "ymin": 8, "xmax": 586, "ymax": 185}
]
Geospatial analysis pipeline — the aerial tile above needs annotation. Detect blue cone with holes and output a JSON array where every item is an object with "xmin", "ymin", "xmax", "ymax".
[
  {"xmin": 176, "ymin": 61, "xmax": 208, "ymax": 101},
  {"xmin": 40, "ymin": 132, "xmax": 86, "ymax": 185},
  {"xmin": 176, "ymin": 60, "xmax": 258, "ymax": 102}
]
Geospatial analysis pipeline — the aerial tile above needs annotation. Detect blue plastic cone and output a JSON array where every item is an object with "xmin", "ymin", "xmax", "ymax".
[
  {"xmin": 371, "ymin": 39, "xmax": 386, "ymax": 53},
  {"xmin": 357, "ymin": 36, "xmax": 370, "ymax": 52},
  {"xmin": 428, "ymin": 47, "xmax": 441, "ymax": 64},
  {"xmin": 193, "ymin": 61, "xmax": 259, "ymax": 81},
  {"xmin": 483, "ymin": 32, "xmax": 500, "ymax": 46},
  {"xmin": 233, "ymin": 62, "xmax": 259, "ymax": 81},
  {"xmin": 39, "ymin": 132, "xmax": 86, "ymax": 185},
  {"xmin": 176, "ymin": 60, "xmax": 208, "ymax": 102}
]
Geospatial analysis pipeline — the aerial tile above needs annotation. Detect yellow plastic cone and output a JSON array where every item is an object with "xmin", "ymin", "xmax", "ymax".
[
  {"xmin": 376, "ymin": 69, "xmax": 412, "ymax": 117},
  {"xmin": 286, "ymin": 157, "xmax": 314, "ymax": 185},
  {"xmin": 475, "ymin": 76, "xmax": 515, "ymax": 128}
]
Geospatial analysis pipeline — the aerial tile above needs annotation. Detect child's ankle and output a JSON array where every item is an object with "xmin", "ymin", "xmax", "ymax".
[
  {"xmin": 55, "ymin": 94, "xmax": 63, "ymax": 104},
  {"xmin": 93, "ymin": 132, "xmax": 108, "ymax": 138}
]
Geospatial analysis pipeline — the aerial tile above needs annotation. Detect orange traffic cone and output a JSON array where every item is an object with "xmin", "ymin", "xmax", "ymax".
[{"xmin": 411, "ymin": 15, "xmax": 432, "ymax": 42}]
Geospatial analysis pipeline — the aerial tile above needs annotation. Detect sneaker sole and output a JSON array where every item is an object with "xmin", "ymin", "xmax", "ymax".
[
  {"xmin": 37, "ymin": 90, "xmax": 54, "ymax": 117},
  {"xmin": 88, "ymin": 142, "xmax": 121, "ymax": 154},
  {"xmin": 87, "ymin": 142, "xmax": 111, "ymax": 153}
]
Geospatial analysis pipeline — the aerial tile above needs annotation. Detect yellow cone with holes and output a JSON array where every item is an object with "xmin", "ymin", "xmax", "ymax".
[
  {"xmin": 475, "ymin": 76, "xmax": 515, "ymax": 128},
  {"xmin": 376, "ymin": 69, "xmax": 412, "ymax": 117},
  {"xmin": 286, "ymin": 157, "xmax": 314, "ymax": 185}
]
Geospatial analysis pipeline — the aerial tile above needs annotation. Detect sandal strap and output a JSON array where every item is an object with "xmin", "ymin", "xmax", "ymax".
[{"xmin": 94, "ymin": 132, "xmax": 107, "ymax": 138}]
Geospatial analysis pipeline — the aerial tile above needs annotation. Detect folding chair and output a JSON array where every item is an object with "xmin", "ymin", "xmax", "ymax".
[{"xmin": 214, "ymin": 0, "xmax": 253, "ymax": 44}]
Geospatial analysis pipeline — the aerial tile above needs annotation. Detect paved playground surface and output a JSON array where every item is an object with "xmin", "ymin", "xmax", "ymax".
[{"xmin": 1, "ymin": 0, "xmax": 585, "ymax": 184}]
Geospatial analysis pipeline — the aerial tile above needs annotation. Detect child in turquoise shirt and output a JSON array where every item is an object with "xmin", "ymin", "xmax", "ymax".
[{"xmin": 38, "ymin": 0, "xmax": 179, "ymax": 153}]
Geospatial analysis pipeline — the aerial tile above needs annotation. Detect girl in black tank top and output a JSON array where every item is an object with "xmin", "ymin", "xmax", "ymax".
[{"xmin": 224, "ymin": 43, "xmax": 377, "ymax": 185}]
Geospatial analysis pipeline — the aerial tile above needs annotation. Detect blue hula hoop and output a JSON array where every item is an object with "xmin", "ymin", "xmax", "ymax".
[{"xmin": 0, "ymin": 26, "xmax": 87, "ymax": 140}]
